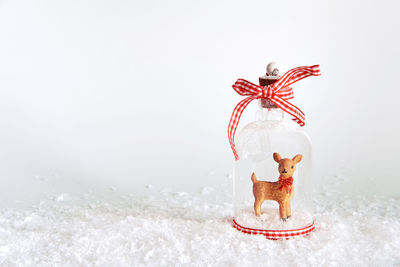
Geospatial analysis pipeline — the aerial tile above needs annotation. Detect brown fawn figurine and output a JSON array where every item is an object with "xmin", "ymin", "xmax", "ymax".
[{"xmin": 251, "ymin": 152, "xmax": 302, "ymax": 221}]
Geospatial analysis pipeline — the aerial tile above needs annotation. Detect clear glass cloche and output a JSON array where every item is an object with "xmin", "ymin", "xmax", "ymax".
[{"xmin": 232, "ymin": 64, "xmax": 316, "ymax": 239}]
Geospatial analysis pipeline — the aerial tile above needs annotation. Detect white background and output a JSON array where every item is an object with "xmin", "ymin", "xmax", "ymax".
[{"xmin": 0, "ymin": 0, "xmax": 399, "ymax": 207}]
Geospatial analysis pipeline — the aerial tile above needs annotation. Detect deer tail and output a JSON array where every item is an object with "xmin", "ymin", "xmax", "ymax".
[{"xmin": 251, "ymin": 172, "xmax": 258, "ymax": 183}]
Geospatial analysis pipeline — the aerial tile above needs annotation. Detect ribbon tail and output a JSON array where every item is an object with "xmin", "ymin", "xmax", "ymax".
[
  {"xmin": 269, "ymin": 96, "xmax": 305, "ymax": 126},
  {"xmin": 272, "ymin": 65, "xmax": 321, "ymax": 92},
  {"xmin": 228, "ymin": 96, "xmax": 255, "ymax": 160}
]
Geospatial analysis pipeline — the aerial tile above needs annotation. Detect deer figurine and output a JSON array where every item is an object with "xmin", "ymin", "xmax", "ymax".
[{"xmin": 251, "ymin": 152, "xmax": 302, "ymax": 221}]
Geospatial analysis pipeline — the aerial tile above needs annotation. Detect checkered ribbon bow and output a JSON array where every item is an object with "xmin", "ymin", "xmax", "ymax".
[{"xmin": 228, "ymin": 65, "xmax": 321, "ymax": 160}]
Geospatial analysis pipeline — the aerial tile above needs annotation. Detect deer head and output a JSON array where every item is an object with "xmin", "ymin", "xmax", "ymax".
[{"xmin": 273, "ymin": 152, "xmax": 302, "ymax": 179}]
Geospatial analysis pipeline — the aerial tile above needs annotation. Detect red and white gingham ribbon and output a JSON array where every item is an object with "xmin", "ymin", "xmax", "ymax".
[
  {"xmin": 232, "ymin": 219, "xmax": 315, "ymax": 240},
  {"xmin": 228, "ymin": 65, "xmax": 321, "ymax": 160}
]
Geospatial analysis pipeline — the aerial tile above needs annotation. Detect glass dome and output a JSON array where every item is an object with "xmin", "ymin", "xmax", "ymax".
[{"xmin": 232, "ymin": 101, "xmax": 315, "ymax": 239}]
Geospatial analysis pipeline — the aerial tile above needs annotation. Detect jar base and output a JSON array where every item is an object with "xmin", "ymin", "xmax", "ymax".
[{"xmin": 234, "ymin": 207, "xmax": 313, "ymax": 228}]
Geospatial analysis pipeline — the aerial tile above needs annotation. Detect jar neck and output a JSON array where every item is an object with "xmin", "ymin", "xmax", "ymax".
[{"xmin": 256, "ymin": 99, "xmax": 284, "ymax": 121}]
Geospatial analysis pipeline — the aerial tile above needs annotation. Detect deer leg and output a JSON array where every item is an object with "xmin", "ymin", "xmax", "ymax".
[
  {"xmin": 286, "ymin": 200, "xmax": 291, "ymax": 219},
  {"xmin": 286, "ymin": 190, "xmax": 294, "ymax": 219},
  {"xmin": 254, "ymin": 198, "xmax": 263, "ymax": 216},
  {"xmin": 279, "ymin": 202, "xmax": 286, "ymax": 221}
]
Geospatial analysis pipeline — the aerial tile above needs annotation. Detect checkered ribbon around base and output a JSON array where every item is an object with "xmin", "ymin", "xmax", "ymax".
[
  {"xmin": 232, "ymin": 219, "xmax": 315, "ymax": 240},
  {"xmin": 228, "ymin": 65, "xmax": 321, "ymax": 160}
]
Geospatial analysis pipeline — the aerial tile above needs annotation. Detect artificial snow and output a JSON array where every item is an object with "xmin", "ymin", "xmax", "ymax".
[
  {"xmin": 0, "ymin": 178, "xmax": 399, "ymax": 266},
  {"xmin": 235, "ymin": 207, "xmax": 313, "ymax": 229}
]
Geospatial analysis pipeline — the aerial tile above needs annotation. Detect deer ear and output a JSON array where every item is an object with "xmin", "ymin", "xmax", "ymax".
[
  {"xmin": 292, "ymin": 154, "xmax": 302, "ymax": 164},
  {"xmin": 273, "ymin": 152, "xmax": 281, "ymax": 163}
]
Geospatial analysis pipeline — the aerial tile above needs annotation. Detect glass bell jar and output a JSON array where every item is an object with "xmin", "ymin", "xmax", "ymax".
[{"xmin": 232, "ymin": 65, "xmax": 316, "ymax": 239}]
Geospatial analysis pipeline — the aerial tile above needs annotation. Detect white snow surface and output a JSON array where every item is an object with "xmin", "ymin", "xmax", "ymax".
[
  {"xmin": 0, "ymin": 178, "xmax": 399, "ymax": 266},
  {"xmin": 235, "ymin": 207, "xmax": 313, "ymax": 229}
]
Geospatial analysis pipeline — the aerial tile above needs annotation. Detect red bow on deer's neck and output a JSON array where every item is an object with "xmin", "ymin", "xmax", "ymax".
[
  {"xmin": 278, "ymin": 177, "xmax": 293, "ymax": 194},
  {"xmin": 228, "ymin": 65, "xmax": 321, "ymax": 160}
]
